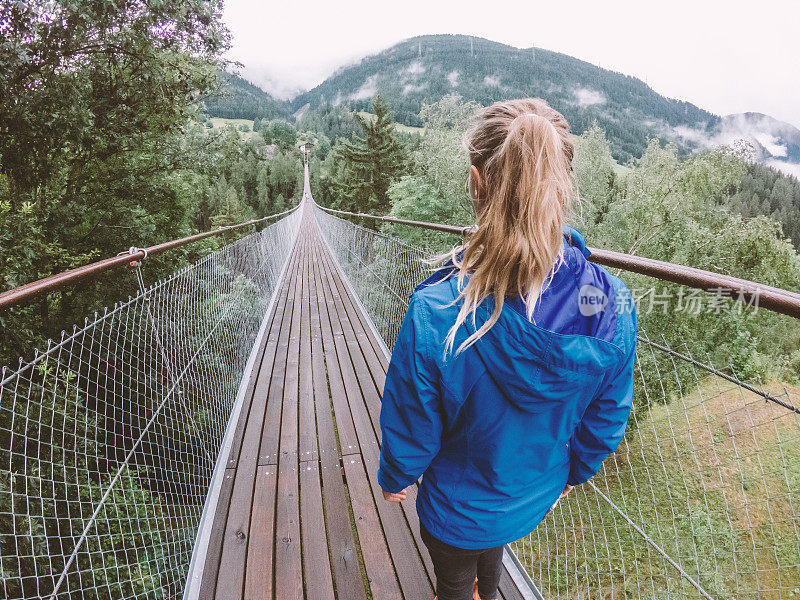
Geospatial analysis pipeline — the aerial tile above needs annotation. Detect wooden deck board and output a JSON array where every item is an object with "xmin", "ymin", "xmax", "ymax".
[
  {"xmin": 299, "ymin": 459, "xmax": 335, "ymax": 599},
  {"xmin": 274, "ymin": 227, "xmax": 305, "ymax": 600},
  {"xmin": 308, "ymin": 237, "xmax": 369, "ymax": 600},
  {"xmin": 197, "ymin": 206, "xmax": 532, "ymax": 600},
  {"xmin": 316, "ymin": 247, "xmax": 434, "ymax": 600},
  {"xmin": 244, "ymin": 464, "xmax": 277, "ymax": 599}
]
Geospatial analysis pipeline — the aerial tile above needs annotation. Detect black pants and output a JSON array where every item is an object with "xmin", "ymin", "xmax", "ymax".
[{"xmin": 420, "ymin": 524, "xmax": 503, "ymax": 600}]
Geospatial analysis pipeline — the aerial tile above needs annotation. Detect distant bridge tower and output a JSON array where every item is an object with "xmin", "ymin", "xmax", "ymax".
[{"xmin": 301, "ymin": 141, "xmax": 314, "ymax": 165}]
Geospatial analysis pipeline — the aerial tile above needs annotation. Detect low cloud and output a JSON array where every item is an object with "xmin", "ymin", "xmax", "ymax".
[
  {"xmin": 447, "ymin": 70, "xmax": 459, "ymax": 88},
  {"xmin": 671, "ymin": 125, "xmax": 712, "ymax": 146},
  {"xmin": 234, "ymin": 66, "xmax": 306, "ymax": 100},
  {"xmin": 406, "ymin": 61, "xmax": 425, "ymax": 75},
  {"xmin": 670, "ymin": 114, "xmax": 800, "ymax": 179},
  {"xmin": 765, "ymin": 159, "xmax": 800, "ymax": 179},
  {"xmin": 350, "ymin": 74, "xmax": 378, "ymax": 100},
  {"xmin": 573, "ymin": 87, "xmax": 606, "ymax": 107},
  {"xmin": 402, "ymin": 83, "xmax": 427, "ymax": 95},
  {"xmin": 753, "ymin": 133, "xmax": 787, "ymax": 157},
  {"xmin": 484, "ymin": 75, "xmax": 500, "ymax": 87}
]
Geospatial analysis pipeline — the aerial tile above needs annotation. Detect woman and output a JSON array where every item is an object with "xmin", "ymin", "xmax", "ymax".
[{"xmin": 377, "ymin": 98, "xmax": 637, "ymax": 600}]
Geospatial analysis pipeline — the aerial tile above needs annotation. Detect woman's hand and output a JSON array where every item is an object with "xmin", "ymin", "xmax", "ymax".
[
  {"xmin": 382, "ymin": 488, "xmax": 407, "ymax": 503},
  {"xmin": 549, "ymin": 484, "xmax": 575, "ymax": 513}
]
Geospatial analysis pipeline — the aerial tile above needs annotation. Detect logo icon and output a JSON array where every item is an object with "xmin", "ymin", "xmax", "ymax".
[{"xmin": 578, "ymin": 284, "xmax": 608, "ymax": 316}]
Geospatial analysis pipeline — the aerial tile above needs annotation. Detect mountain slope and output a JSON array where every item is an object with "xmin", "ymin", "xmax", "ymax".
[
  {"xmin": 203, "ymin": 70, "xmax": 291, "ymax": 121},
  {"xmin": 292, "ymin": 34, "xmax": 721, "ymax": 163}
]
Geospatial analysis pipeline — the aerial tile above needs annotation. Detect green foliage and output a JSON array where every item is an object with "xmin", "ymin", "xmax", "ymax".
[
  {"xmin": 572, "ymin": 121, "xmax": 619, "ymax": 228},
  {"xmin": 298, "ymin": 104, "xmax": 357, "ymax": 147},
  {"xmin": 579, "ymin": 136, "xmax": 800, "ymax": 389},
  {"xmin": 192, "ymin": 124, "xmax": 300, "ymax": 229},
  {"xmin": 260, "ymin": 119, "xmax": 297, "ymax": 150},
  {"xmin": 726, "ymin": 161, "xmax": 800, "ymax": 250},
  {"xmin": 381, "ymin": 95, "xmax": 479, "ymax": 250},
  {"xmin": 385, "ymin": 176, "xmax": 461, "ymax": 252},
  {"xmin": 326, "ymin": 95, "xmax": 409, "ymax": 214},
  {"xmin": 0, "ymin": 1, "xmax": 305, "ymax": 368},
  {"xmin": 412, "ymin": 95, "xmax": 478, "ymax": 215},
  {"xmin": 202, "ymin": 69, "xmax": 291, "ymax": 121},
  {"xmin": 0, "ymin": 0, "xmax": 227, "ymax": 360}
]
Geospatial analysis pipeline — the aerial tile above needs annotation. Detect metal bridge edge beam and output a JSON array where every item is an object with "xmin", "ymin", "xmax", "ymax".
[
  {"xmin": 314, "ymin": 208, "xmax": 545, "ymax": 600},
  {"xmin": 503, "ymin": 546, "xmax": 544, "ymax": 600},
  {"xmin": 181, "ymin": 229, "xmax": 300, "ymax": 600}
]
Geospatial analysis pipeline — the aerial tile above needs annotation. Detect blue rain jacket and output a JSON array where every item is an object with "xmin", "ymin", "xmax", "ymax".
[{"xmin": 377, "ymin": 226, "xmax": 637, "ymax": 549}]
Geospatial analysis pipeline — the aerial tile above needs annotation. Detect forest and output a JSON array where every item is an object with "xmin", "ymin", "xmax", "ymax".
[
  {"xmin": 292, "ymin": 34, "xmax": 720, "ymax": 163},
  {"xmin": 0, "ymin": 1, "xmax": 305, "ymax": 368}
]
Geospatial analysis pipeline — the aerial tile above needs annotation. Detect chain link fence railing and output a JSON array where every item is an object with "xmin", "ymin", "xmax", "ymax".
[
  {"xmin": 0, "ymin": 208, "xmax": 301, "ymax": 599},
  {"xmin": 313, "ymin": 203, "xmax": 800, "ymax": 600}
]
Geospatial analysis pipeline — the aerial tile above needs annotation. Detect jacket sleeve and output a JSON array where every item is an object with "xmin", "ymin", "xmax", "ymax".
[
  {"xmin": 377, "ymin": 295, "xmax": 442, "ymax": 494},
  {"xmin": 568, "ymin": 289, "xmax": 637, "ymax": 486}
]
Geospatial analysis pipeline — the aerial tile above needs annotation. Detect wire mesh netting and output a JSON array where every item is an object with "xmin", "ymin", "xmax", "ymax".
[
  {"xmin": 512, "ymin": 333, "xmax": 800, "ymax": 600},
  {"xmin": 313, "ymin": 202, "xmax": 452, "ymax": 349},
  {"xmin": 0, "ymin": 209, "xmax": 301, "ymax": 600},
  {"xmin": 314, "ymin": 204, "xmax": 800, "ymax": 600}
]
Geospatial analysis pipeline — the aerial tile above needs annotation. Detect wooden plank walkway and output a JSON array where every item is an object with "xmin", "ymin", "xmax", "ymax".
[{"xmin": 196, "ymin": 206, "xmax": 529, "ymax": 600}]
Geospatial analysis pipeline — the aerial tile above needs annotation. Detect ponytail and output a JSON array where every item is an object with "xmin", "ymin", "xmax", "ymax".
[{"xmin": 440, "ymin": 99, "xmax": 574, "ymax": 357}]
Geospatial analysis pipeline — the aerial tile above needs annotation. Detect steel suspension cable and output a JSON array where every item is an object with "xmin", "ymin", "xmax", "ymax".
[
  {"xmin": 0, "ymin": 205, "xmax": 300, "ymax": 310},
  {"xmin": 313, "ymin": 202, "xmax": 800, "ymax": 318}
]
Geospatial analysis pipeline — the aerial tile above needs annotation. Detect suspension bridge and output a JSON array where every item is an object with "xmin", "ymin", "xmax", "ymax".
[{"xmin": 0, "ymin": 163, "xmax": 799, "ymax": 600}]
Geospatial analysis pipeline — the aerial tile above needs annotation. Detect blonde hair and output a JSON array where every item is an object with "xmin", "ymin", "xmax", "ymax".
[{"xmin": 442, "ymin": 98, "xmax": 575, "ymax": 356}]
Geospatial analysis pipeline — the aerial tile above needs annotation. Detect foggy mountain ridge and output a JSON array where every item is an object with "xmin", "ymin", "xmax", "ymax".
[{"xmin": 209, "ymin": 34, "xmax": 800, "ymax": 177}]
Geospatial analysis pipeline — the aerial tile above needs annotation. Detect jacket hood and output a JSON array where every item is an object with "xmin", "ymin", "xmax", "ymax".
[{"xmin": 443, "ymin": 268, "xmax": 624, "ymax": 414}]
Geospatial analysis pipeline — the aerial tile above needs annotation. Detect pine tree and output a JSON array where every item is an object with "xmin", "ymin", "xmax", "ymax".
[
  {"xmin": 211, "ymin": 186, "xmax": 253, "ymax": 227},
  {"xmin": 331, "ymin": 95, "xmax": 409, "ymax": 214}
]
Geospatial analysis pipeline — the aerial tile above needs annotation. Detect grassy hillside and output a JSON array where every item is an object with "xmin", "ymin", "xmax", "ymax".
[
  {"xmin": 293, "ymin": 34, "xmax": 720, "ymax": 163},
  {"xmin": 204, "ymin": 117, "xmax": 257, "ymax": 140},
  {"xmin": 516, "ymin": 377, "xmax": 800, "ymax": 599}
]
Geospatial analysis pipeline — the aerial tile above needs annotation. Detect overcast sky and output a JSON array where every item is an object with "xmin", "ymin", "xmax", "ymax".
[{"xmin": 222, "ymin": 0, "xmax": 800, "ymax": 128}]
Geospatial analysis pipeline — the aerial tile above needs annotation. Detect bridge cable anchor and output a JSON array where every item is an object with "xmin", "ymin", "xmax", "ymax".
[
  {"xmin": 118, "ymin": 247, "xmax": 150, "ymax": 298},
  {"xmin": 117, "ymin": 246, "xmax": 148, "ymax": 269}
]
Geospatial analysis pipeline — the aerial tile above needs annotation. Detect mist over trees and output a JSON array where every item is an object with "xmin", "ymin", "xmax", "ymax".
[
  {"xmin": 292, "ymin": 34, "xmax": 719, "ymax": 164},
  {"xmin": 202, "ymin": 69, "xmax": 291, "ymax": 121}
]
